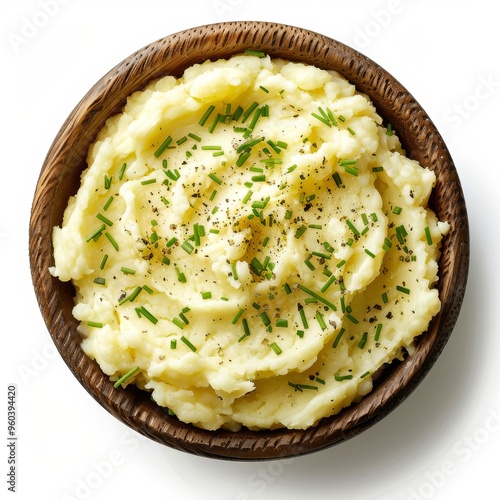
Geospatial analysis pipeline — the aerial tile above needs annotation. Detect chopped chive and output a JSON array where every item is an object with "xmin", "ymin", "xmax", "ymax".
[
  {"xmin": 340, "ymin": 296, "xmax": 346, "ymax": 313},
  {"xmin": 386, "ymin": 123, "xmax": 395, "ymax": 136},
  {"xmin": 259, "ymin": 85, "xmax": 269, "ymax": 93},
  {"xmin": 375, "ymin": 323, "xmax": 383, "ymax": 341},
  {"xmin": 172, "ymin": 317, "xmax": 184, "ymax": 330},
  {"xmin": 346, "ymin": 219, "xmax": 360, "ymax": 237},
  {"xmin": 193, "ymin": 224, "xmax": 202, "ymax": 246},
  {"xmin": 232, "ymin": 105, "xmax": 244, "ymax": 121},
  {"xmin": 103, "ymin": 196, "xmax": 114, "ymax": 212},
  {"xmin": 227, "ymin": 263, "xmax": 238, "ymax": 281},
  {"xmin": 238, "ymin": 318, "xmax": 251, "ymax": 342},
  {"xmin": 208, "ymin": 112, "xmax": 221, "ymax": 132},
  {"xmin": 96, "ymin": 213, "xmax": 113, "ymax": 227},
  {"xmin": 252, "ymin": 197, "xmax": 270, "ymax": 209},
  {"xmin": 312, "ymin": 112, "xmax": 331, "ymax": 127},
  {"xmin": 104, "ymin": 175, "xmax": 112, "ymax": 190},
  {"xmin": 304, "ymin": 259, "xmax": 315, "ymax": 271},
  {"xmin": 361, "ymin": 371, "xmax": 371, "ymax": 379},
  {"xmin": 270, "ymin": 342, "xmax": 282, "ymax": 355},
  {"xmin": 297, "ymin": 383, "xmax": 317, "ymax": 391},
  {"xmin": 298, "ymin": 284, "xmax": 337, "ymax": 311},
  {"xmin": 128, "ymin": 286, "xmax": 143, "ymax": 302},
  {"xmin": 199, "ymin": 105, "xmax": 215, "ymax": 126},
  {"xmin": 208, "ymin": 172, "xmax": 223, "ymax": 185},
  {"xmin": 180, "ymin": 336, "xmax": 197, "ymax": 352},
  {"xmin": 339, "ymin": 159, "xmax": 357, "ymax": 167},
  {"xmin": 244, "ymin": 49, "xmax": 266, "ymax": 58},
  {"xmin": 312, "ymin": 250, "xmax": 331, "ymax": 260},
  {"xmin": 392, "ymin": 206, "xmax": 403, "ymax": 215},
  {"xmin": 241, "ymin": 101, "xmax": 259, "ymax": 123},
  {"xmin": 86, "ymin": 224, "xmax": 106, "ymax": 242},
  {"xmin": 358, "ymin": 332, "xmax": 368, "ymax": 349},
  {"xmin": 424, "ymin": 226, "xmax": 433, "ymax": 245},
  {"xmin": 178, "ymin": 312, "xmax": 189, "ymax": 325},
  {"xmin": 347, "ymin": 314, "xmax": 359, "ymax": 324},
  {"xmin": 396, "ymin": 224, "xmax": 408, "ymax": 244},
  {"xmin": 137, "ymin": 306, "xmax": 158, "ymax": 324},
  {"xmin": 170, "ymin": 339, "xmax": 177, "ymax": 349},
  {"xmin": 321, "ymin": 275, "xmax": 337, "ymax": 293},
  {"xmin": 188, "ymin": 132, "xmax": 202, "ymax": 142},
  {"xmin": 396, "ymin": 285, "xmax": 411, "ymax": 295},
  {"xmin": 236, "ymin": 137, "xmax": 264, "ymax": 154},
  {"xmin": 323, "ymin": 242, "xmax": 335, "ymax": 254},
  {"xmin": 232, "ymin": 308, "xmax": 245, "ymax": 324},
  {"xmin": 201, "ymin": 291, "xmax": 212, "ymax": 300},
  {"xmin": 315, "ymin": 311, "xmax": 327, "ymax": 331},
  {"xmin": 181, "ymin": 241, "xmax": 194, "ymax": 255},
  {"xmin": 382, "ymin": 292, "xmax": 389, "ymax": 303},
  {"xmin": 93, "ymin": 276, "xmax": 105, "ymax": 285},
  {"xmin": 383, "ymin": 237, "xmax": 393, "ymax": 251},
  {"xmin": 299, "ymin": 306, "xmax": 309, "ymax": 329},
  {"xmin": 294, "ymin": 226, "xmax": 308, "ymax": 239},
  {"xmin": 104, "ymin": 232, "xmax": 119, "ymax": 251},
  {"xmin": 120, "ymin": 286, "xmax": 142, "ymax": 305},
  {"xmin": 174, "ymin": 266, "xmax": 186, "ymax": 283},
  {"xmin": 121, "ymin": 266, "xmax": 135, "ymax": 275},
  {"xmin": 166, "ymin": 237, "xmax": 178, "ymax": 247},
  {"xmin": 343, "ymin": 165, "xmax": 358, "ymax": 176},
  {"xmin": 326, "ymin": 108, "xmax": 338, "ymax": 126},
  {"xmin": 347, "ymin": 127, "xmax": 356, "ymax": 135},
  {"xmin": 87, "ymin": 321, "xmax": 103, "ymax": 328},
  {"xmin": 140, "ymin": 178, "xmax": 157, "ymax": 185},
  {"xmin": 99, "ymin": 254, "xmax": 109, "ymax": 270},
  {"xmin": 276, "ymin": 318, "xmax": 288, "ymax": 328},
  {"xmin": 251, "ymin": 174, "xmax": 266, "ymax": 183},
  {"xmin": 335, "ymin": 374, "xmax": 353, "ymax": 381},
  {"xmin": 372, "ymin": 166, "xmax": 384, "ymax": 172},
  {"xmin": 259, "ymin": 311, "xmax": 271, "ymax": 327},
  {"xmin": 364, "ymin": 249, "xmax": 376, "ymax": 258},
  {"xmin": 266, "ymin": 140, "xmax": 281, "ymax": 154},
  {"xmin": 113, "ymin": 366, "xmax": 139, "ymax": 388},
  {"xmin": 154, "ymin": 136, "xmax": 172, "ymax": 158},
  {"xmin": 332, "ymin": 328, "xmax": 345, "ymax": 348},
  {"xmin": 237, "ymin": 151, "xmax": 252, "ymax": 167},
  {"xmin": 250, "ymin": 257, "xmax": 264, "ymax": 275},
  {"xmin": 118, "ymin": 163, "xmax": 127, "ymax": 180}
]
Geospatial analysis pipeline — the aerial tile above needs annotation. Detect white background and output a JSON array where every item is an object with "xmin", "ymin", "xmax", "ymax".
[{"xmin": 2, "ymin": 1, "xmax": 498, "ymax": 499}]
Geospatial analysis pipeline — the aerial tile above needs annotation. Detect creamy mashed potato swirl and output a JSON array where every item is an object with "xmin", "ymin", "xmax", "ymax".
[{"xmin": 50, "ymin": 54, "xmax": 448, "ymax": 430}]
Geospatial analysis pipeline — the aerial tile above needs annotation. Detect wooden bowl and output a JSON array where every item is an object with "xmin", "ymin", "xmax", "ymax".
[{"xmin": 29, "ymin": 21, "xmax": 469, "ymax": 460}]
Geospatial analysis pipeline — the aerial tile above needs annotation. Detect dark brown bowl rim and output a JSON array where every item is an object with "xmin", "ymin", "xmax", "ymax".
[{"xmin": 29, "ymin": 21, "xmax": 469, "ymax": 460}]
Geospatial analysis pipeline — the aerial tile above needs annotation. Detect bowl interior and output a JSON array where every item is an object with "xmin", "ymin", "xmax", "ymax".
[{"xmin": 29, "ymin": 21, "xmax": 469, "ymax": 460}]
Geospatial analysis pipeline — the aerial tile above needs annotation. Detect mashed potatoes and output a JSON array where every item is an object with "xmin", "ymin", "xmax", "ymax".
[{"xmin": 50, "ymin": 53, "xmax": 448, "ymax": 430}]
